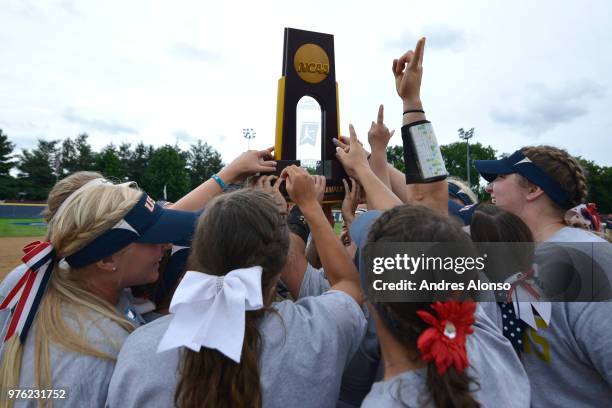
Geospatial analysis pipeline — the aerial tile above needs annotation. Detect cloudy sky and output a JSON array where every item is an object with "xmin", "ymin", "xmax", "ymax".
[{"xmin": 1, "ymin": 0, "xmax": 611, "ymax": 166}]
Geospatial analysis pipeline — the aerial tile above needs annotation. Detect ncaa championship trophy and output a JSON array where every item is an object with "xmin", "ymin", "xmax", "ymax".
[{"xmin": 274, "ymin": 28, "xmax": 346, "ymax": 203}]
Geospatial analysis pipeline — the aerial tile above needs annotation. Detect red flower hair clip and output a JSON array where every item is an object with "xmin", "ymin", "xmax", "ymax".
[{"xmin": 416, "ymin": 300, "xmax": 476, "ymax": 375}]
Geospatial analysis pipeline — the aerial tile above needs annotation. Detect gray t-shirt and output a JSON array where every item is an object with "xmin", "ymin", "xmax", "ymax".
[
  {"xmin": 0, "ymin": 265, "xmax": 140, "ymax": 408},
  {"xmin": 299, "ymin": 264, "xmax": 381, "ymax": 408},
  {"xmin": 362, "ymin": 305, "xmax": 530, "ymax": 408},
  {"xmin": 521, "ymin": 227, "xmax": 612, "ymax": 407},
  {"xmin": 298, "ymin": 263, "xmax": 331, "ymax": 299},
  {"xmin": 106, "ymin": 290, "xmax": 367, "ymax": 408}
]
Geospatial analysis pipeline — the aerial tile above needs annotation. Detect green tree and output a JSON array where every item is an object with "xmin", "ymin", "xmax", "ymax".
[
  {"xmin": 118, "ymin": 142, "xmax": 132, "ymax": 178},
  {"xmin": 59, "ymin": 137, "xmax": 77, "ymax": 176},
  {"xmin": 0, "ymin": 129, "xmax": 17, "ymax": 198},
  {"xmin": 74, "ymin": 133, "xmax": 96, "ymax": 172},
  {"xmin": 127, "ymin": 142, "xmax": 154, "ymax": 185},
  {"xmin": 440, "ymin": 142, "xmax": 497, "ymax": 200},
  {"xmin": 386, "ymin": 145, "xmax": 405, "ymax": 173},
  {"xmin": 142, "ymin": 145, "xmax": 190, "ymax": 201},
  {"xmin": 0, "ymin": 129, "xmax": 16, "ymax": 176},
  {"xmin": 60, "ymin": 133, "xmax": 96, "ymax": 176},
  {"xmin": 577, "ymin": 157, "xmax": 612, "ymax": 214},
  {"xmin": 95, "ymin": 144, "xmax": 126, "ymax": 181},
  {"xmin": 187, "ymin": 140, "xmax": 223, "ymax": 189},
  {"xmin": 17, "ymin": 140, "xmax": 59, "ymax": 200}
]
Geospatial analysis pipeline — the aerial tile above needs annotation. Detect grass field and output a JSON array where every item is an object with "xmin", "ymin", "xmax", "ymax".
[{"xmin": 0, "ymin": 218, "xmax": 47, "ymax": 237}]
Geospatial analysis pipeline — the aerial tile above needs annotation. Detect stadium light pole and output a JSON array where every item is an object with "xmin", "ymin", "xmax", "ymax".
[
  {"xmin": 458, "ymin": 127, "xmax": 475, "ymax": 187},
  {"xmin": 242, "ymin": 128, "xmax": 256, "ymax": 150}
]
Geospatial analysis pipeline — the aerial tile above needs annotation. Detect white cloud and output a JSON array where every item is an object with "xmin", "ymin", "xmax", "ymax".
[
  {"xmin": 490, "ymin": 81, "xmax": 606, "ymax": 133},
  {"xmin": 171, "ymin": 43, "xmax": 222, "ymax": 63},
  {"xmin": 172, "ymin": 130, "xmax": 197, "ymax": 145},
  {"xmin": 387, "ymin": 24, "xmax": 467, "ymax": 52},
  {"xmin": 62, "ymin": 108, "xmax": 138, "ymax": 135}
]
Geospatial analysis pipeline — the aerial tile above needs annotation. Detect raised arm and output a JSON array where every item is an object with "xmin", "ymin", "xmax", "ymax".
[
  {"xmin": 282, "ymin": 165, "xmax": 364, "ymax": 304},
  {"xmin": 367, "ymin": 104, "xmax": 394, "ymax": 189},
  {"xmin": 169, "ymin": 147, "xmax": 277, "ymax": 211},
  {"xmin": 393, "ymin": 38, "xmax": 448, "ymax": 215},
  {"xmin": 302, "ymin": 176, "xmax": 328, "ymax": 269},
  {"xmin": 336, "ymin": 135, "xmax": 410, "ymax": 204},
  {"xmin": 336, "ymin": 126, "xmax": 402, "ymax": 211}
]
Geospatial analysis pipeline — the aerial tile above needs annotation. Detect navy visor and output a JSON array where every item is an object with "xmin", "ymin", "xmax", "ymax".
[
  {"xmin": 474, "ymin": 150, "xmax": 571, "ymax": 207},
  {"xmin": 66, "ymin": 193, "xmax": 197, "ymax": 268}
]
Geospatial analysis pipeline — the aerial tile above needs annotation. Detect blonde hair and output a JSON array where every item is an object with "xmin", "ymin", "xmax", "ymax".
[
  {"xmin": 1, "ymin": 180, "xmax": 141, "ymax": 408},
  {"xmin": 447, "ymin": 177, "xmax": 478, "ymax": 204}
]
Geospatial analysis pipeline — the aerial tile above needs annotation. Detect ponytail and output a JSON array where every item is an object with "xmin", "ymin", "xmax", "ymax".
[
  {"xmin": 425, "ymin": 364, "xmax": 479, "ymax": 408},
  {"xmin": 175, "ymin": 311, "xmax": 263, "ymax": 408}
]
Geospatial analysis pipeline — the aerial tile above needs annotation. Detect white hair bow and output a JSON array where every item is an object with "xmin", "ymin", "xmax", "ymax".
[{"xmin": 157, "ymin": 266, "xmax": 264, "ymax": 363}]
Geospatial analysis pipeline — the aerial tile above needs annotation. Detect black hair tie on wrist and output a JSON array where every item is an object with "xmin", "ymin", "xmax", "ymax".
[
  {"xmin": 403, "ymin": 109, "xmax": 425, "ymax": 115},
  {"xmin": 287, "ymin": 205, "xmax": 310, "ymax": 245}
]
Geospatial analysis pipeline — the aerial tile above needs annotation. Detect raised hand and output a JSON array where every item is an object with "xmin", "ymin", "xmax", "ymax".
[
  {"xmin": 254, "ymin": 175, "xmax": 287, "ymax": 214},
  {"xmin": 280, "ymin": 165, "xmax": 318, "ymax": 210},
  {"xmin": 333, "ymin": 135, "xmax": 368, "ymax": 155},
  {"xmin": 367, "ymin": 104, "xmax": 395, "ymax": 152},
  {"xmin": 341, "ymin": 177, "xmax": 360, "ymax": 228},
  {"xmin": 225, "ymin": 146, "xmax": 277, "ymax": 182},
  {"xmin": 392, "ymin": 37, "xmax": 426, "ymax": 109},
  {"xmin": 335, "ymin": 125, "xmax": 370, "ymax": 179},
  {"xmin": 312, "ymin": 175, "xmax": 326, "ymax": 204}
]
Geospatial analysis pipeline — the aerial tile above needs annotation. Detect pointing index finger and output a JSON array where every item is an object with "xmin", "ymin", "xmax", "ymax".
[
  {"xmin": 349, "ymin": 124, "xmax": 358, "ymax": 144},
  {"xmin": 377, "ymin": 104, "xmax": 384, "ymax": 125},
  {"xmin": 410, "ymin": 37, "xmax": 426, "ymax": 69}
]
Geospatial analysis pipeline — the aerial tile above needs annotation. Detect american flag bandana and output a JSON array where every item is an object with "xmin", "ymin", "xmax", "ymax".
[{"xmin": 0, "ymin": 241, "xmax": 55, "ymax": 344}]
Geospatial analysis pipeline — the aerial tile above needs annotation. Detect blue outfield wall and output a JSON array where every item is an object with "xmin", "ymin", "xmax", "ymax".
[
  {"xmin": 0, "ymin": 204, "xmax": 47, "ymax": 219},
  {"xmin": 0, "ymin": 204, "xmax": 342, "ymax": 221}
]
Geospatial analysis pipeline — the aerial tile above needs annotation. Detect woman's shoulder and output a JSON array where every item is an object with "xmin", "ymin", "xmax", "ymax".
[
  {"xmin": 271, "ymin": 290, "xmax": 364, "ymax": 321},
  {"xmin": 362, "ymin": 370, "xmax": 426, "ymax": 408},
  {"xmin": 120, "ymin": 314, "xmax": 173, "ymax": 354},
  {"xmin": 266, "ymin": 290, "xmax": 366, "ymax": 342},
  {"xmin": 62, "ymin": 305, "xmax": 133, "ymax": 359},
  {"xmin": 549, "ymin": 226, "xmax": 607, "ymax": 243}
]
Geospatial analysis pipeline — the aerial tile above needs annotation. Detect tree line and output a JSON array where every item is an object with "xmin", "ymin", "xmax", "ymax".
[
  {"xmin": 0, "ymin": 129, "xmax": 222, "ymax": 202},
  {"xmin": 1, "ymin": 128, "xmax": 610, "ymax": 212}
]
